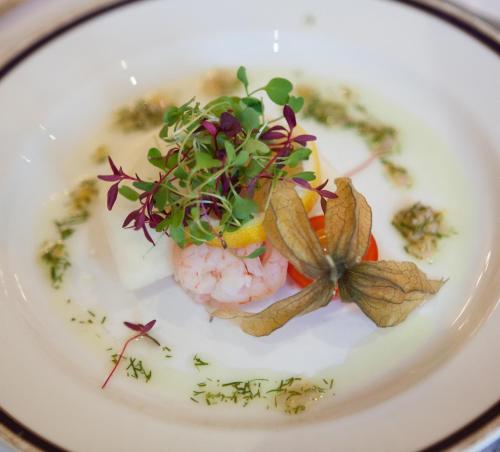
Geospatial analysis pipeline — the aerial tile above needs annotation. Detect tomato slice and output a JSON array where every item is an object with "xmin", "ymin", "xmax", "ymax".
[{"xmin": 287, "ymin": 215, "xmax": 379, "ymax": 289}]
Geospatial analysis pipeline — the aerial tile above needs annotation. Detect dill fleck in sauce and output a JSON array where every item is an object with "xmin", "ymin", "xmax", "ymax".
[
  {"xmin": 190, "ymin": 375, "xmax": 335, "ymax": 415},
  {"xmin": 57, "ymin": 290, "xmax": 336, "ymax": 415},
  {"xmin": 106, "ymin": 349, "xmax": 154, "ymax": 383},
  {"xmin": 39, "ymin": 178, "xmax": 99, "ymax": 288},
  {"xmin": 40, "ymin": 241, "xmax": 70, "ymax": 289},
  {"xmin": 193, "ymin": 354, "xmax": 209, "ymax": 369},
  {"xmin": 298, "ymin": 84, "xmax": 412, "ymax": 188}
]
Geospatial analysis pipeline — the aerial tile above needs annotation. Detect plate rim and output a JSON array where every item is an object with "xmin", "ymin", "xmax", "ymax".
[{"xmin": 0, "ymin": 0, "xmax": 498, "ymax": 450}]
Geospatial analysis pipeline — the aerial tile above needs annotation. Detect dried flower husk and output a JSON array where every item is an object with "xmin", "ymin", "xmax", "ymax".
[
  {"xmin": 324, "ymin": 177, "xmax": 372, "ymax": 267},
  {"xmin": 339, "ymin": 261, "xmax": 445, "ymax": 326},
  {"xmin": 214, "ymin": 177, "xmax": 445, "ymax": 336},
  {"xmin": 214, "ymin": 276, "xmax": 335, "ymax": 337},
  {"xmin": 262, "ymin": 181, "xmax": 330, "ymax": 280}
]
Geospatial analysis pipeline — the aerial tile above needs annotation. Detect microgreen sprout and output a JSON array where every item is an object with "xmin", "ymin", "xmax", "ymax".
[
  {"xmin": 101, "ymin": 320, "xmax": 158, "ymax": 389},
  {"xmin": 99, "ymin": 67, "xmax": 334, "ymax": 247}
]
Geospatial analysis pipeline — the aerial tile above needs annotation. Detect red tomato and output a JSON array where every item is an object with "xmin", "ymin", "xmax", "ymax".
[{"xmin": 287, "ymin": 215, "xmax": 379, "ymax": 289}]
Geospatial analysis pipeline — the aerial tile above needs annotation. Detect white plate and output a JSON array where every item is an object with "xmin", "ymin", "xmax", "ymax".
[{"xmin": 0, "ymin": 1, "xmax": 499, "ymax": 451}]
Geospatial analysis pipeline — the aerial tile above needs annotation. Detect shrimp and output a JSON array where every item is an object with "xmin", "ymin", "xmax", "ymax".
[{"xmin": 172, "ymin": 242, "xmax": 288, "ymax": 305}]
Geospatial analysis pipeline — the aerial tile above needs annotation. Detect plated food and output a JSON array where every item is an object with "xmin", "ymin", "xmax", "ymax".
[
  {"xmin": 87, "ymin": 69, "xmax": 444, "ymax": 337},
  {"xmin": 36, "ymin": 67, "xmax": 451, "ymax": 401},
  {"xmin": 1, "ymin": 0, "xmax": 498, "ymax": 450}
]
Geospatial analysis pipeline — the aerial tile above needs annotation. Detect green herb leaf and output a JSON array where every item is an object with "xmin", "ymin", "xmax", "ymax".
[
  {"xmin": 224, "ymin": 141, "xmax": 236, "ymax": 164},
  {"xmin": 243, "ymin": 138, "xmax": 270, "ymax": 155},
  {"xmin": 170, "ymin": 225, "xmax": 186, "ymax": 247},
  {"xmin": 171, "ymin": 207, "xmax": 185, "ymax": 228},
  {"xmin": 204, "ymin": 95, "xmax": 236, "ymax": 116},
  {"xmin": 119, "ymin": 186, "xmax": 140, "ymax": 201},
  {"xmin": 159, "ymin": 124, "xmax": 169, "ymax": 139},
  {"xmin": 165, "ymin": 153, "xmax": 178, "ymax": 170},
  {"xmin": 265, "ymin": 78, "xmax": 293, "ymax": 105},
  {"xmin": 292, "ymin": 171, "xmax": 316, "ymax": 181},
  {"xmin": 163, "ymin": 98, "xmax": 194, "ymax": 126},
  {"xmin": 190, "ymin": 206, "xmax": 200, "ymax": 220},
  {"xmin": 244, "ymin": 160, "xmax": 263, "ymax": 177},
  {"xmin": 153, "ymin": 186, "xmax": 168, "ymax": 211},
  {"xmin": 233, "ymin": 150, "xmax": 250, "ymax": 167},
  {"xmin": 245, "ymin": 246, "xmax": 266, "ymax": 259},
  {"xmin": 285, "ymin": 147, "xmax": 311, "ymax": 167},
  {"xmin": 133, "ymin": 181, "xmax": 155, "ymax": 192},
  {"xmin": 239, "ymin": 107, "xmax": 261, "ymax": 132},
  {"xmin": 189, "ymin": 221, "xmax": 214, "ymax": 245},
  {"xmin": 147, "ymin": 147, "xmax": 166, "ymax": 170},
  {"xmin": 195, "ymin": 151, "xmax": 221, "ymax": 170},
  {"xmin": 163, "ymin": 106, "xmax": 180, "ymax": 126},
  {"xmin": 288, "ymin": 96, "xmax": 304, "ymax": 113},
  {"xmin": 232, "ymin": 193, "xmax": 258, "ymax": 221},
  {"xmin": 173, "ymin": 166, "xmax": 189, "ymax": 181},
  {"xmin": 237, "ymin": 66, "xmax": 249, "ymax": 92},
  {"xmin": 241, "ymin": 97, "xmax": 263, "ymax": 114},
  {"xmin": 155, "ymin": 216, "xmax": 171, "ymax": 232}
]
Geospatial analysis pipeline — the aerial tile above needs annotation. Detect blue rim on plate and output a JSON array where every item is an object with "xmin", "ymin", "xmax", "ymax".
[{"xmin": 0, "ymin": 0, "xmax": 498, "ymax": 450}]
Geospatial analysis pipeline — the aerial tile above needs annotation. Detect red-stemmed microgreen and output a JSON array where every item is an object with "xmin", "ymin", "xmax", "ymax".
[
  {"xmin": 98, "ymin": 67, "xmax": 335, "ymax": 248},
  {"xmin": 101, "ymin": 319, "xmax": 158, "ymax": 389}
]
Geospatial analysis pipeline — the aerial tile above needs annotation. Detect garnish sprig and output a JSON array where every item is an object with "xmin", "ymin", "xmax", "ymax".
[
  {"xmin": 98, "ymin": 67, "xmax": 333, "ymax": 247},
  {"xmin": 101, "ymin": 320, "xmax": 158, "ymax": 389}
]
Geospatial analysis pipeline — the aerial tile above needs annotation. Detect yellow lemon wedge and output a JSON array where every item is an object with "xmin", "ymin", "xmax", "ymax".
[{"xmin": 207, "ymin": 130, "xmax": 322, "ymax": 248}]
